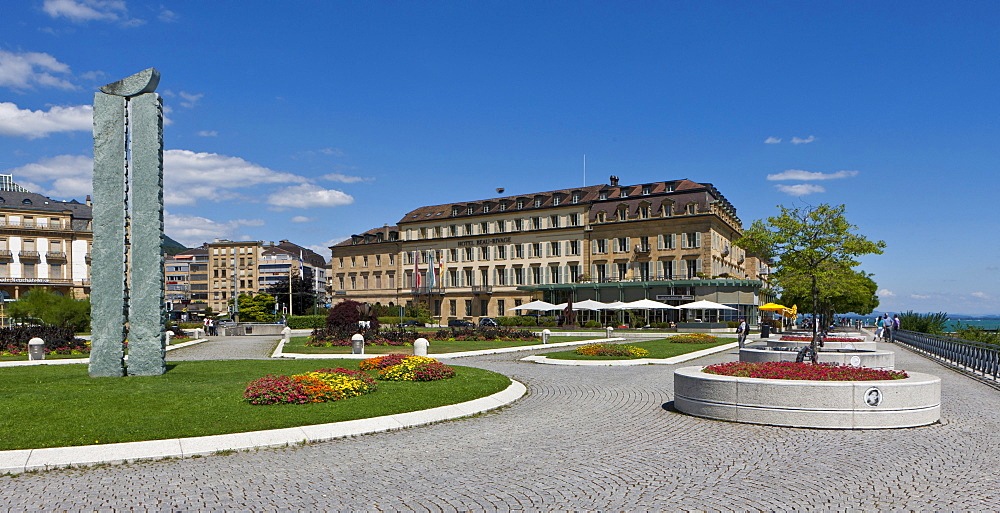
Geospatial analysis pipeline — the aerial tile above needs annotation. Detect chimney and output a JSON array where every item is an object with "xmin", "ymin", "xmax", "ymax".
[
  {"xmin": 610, "ymin": 175, "xmax": 620, "ymax": 186},
  {"xmin": 85, "ymin": 195, "xmax": 92, "ymax": 207}
]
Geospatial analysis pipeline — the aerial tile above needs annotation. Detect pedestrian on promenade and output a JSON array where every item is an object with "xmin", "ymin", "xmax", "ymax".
[
  {"xmin": 736, "ymin": 317, "xmax": 748, "ymax": 348},
  {"xmin": 881, "ymin": 314, "xmax": 893, "ymax": 342},
  {"xmin": 892, "ymin": 314, "xmax": 901, "ymax": 342}
]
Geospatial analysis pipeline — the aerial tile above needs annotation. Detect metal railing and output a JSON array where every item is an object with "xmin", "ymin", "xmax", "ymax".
[
  {"xmin": 471, "ymin": 285, "xmax": 493, "ymax": 294},
  {"xmin": 894, "ymin": 329, "xmax": 1000, "ymax": 384}
]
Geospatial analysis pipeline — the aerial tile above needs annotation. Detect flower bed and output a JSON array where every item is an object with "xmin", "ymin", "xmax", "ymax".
[
  {"xmin": 244, "ymin": 367, "xmax": 377, "ymax": 405},
  {"xmin": 575, "ymin": 344, "xmax": 650, "ymax": 358},
  {"xmin": 666, "ymin": 333, "xmax": 719, "ymax": 344},
  {"xmin": 705, "ymin": 361, "xmax": 906, "ymax": 381},
  {"xmin": 779, "ymin": 336, "xmax": 864, "ymax": 342},
  {"xmin": 674, "ymin": 365, "xmax": 941, "ymax": 429},
  {"xmin": 359, "ymin": 354, "xmax": 456, "ymax": 381}
]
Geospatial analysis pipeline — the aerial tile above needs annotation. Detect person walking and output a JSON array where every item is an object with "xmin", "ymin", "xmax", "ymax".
[
  {"xmin": 736, "ymin": 317, "xmax": 749, "ymax": 348},
  {"xmin": 892, "ymin": 314, "xmax": 901, "ymax": 342},
  {"xmin": 880, "ymin": 314, "xmax": 893, "ymax": 342}
]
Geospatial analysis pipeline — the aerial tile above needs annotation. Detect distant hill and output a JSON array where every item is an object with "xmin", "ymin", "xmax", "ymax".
[{"xmin": 162, "ymin": 235, "xmax": 188, "ymax": 256}]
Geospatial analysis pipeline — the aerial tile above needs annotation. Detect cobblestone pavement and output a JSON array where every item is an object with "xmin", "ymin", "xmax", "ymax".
[
  {"xmin": 166, "ymin": 336, "xmax": 278, "ymax": 361},
  {"xmin": 4, "ymin": 339, "xmax": 1000, "ymax": 511}
]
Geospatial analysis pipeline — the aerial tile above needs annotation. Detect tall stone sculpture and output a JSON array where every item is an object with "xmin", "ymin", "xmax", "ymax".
[{"xmin": 89, "ymin": 68, "xmax": 166, "ymax": 377}]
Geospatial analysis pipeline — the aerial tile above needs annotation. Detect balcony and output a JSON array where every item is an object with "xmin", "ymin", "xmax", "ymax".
[
  {"xmin": 0, "ymin": 249, "xmax": 11, "ymax": 259},
  {"xmin": 634, "ymin": 245, "xmax": 651, "ymax": 254},
  {"xmin": 412, "ymin": 286, "xmax": 444, "ymax": 295},
  {"xmin": 0, "ymin": 220, "xmax": 73, "ymax": 231},
  {"xmin": 18, "ymin": 250, "xmax": 40, "ymax": 260},
  {"xmin": 45, "ymin": 251, "xmax": 68, "ymax": 260},
  {"xmin": 471, "ymin": 285, "xmax": 493, "ymax": 294}
]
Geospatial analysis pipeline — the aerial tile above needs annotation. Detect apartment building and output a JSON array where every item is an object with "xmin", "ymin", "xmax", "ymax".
[
  {"xmin": 0, "ymin": 175, "xmax": 92, "ymax": 310},
  {"xmin": 331, "ymin": 176, "xmax": 772, "ymax": 323},
  {"xmin": 164, "ymin": 247, "xmax": 209, "ymax": 321},
  {"xmin": 205, "ymin": 239, "xmax": 328, "ymax": 315}
]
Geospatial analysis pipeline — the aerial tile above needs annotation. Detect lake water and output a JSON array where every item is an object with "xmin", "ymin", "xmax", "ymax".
[{"xmin": 946, "ymin": 319, "xmax": 1000, "ymax": 330}]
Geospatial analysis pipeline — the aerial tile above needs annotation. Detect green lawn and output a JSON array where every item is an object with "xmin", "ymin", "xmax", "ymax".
[
  {"xmin": 540, "ymin": 338, "xmax": 734, "ymax": 360},
  {"xmin": 283, "ymin": 336, "xmax": 596, "ymax": 354},
  {"xmin": 0, "ymin": 352, "xmax": 89, "ymax": 362},
  {"xmin": 0, "ymin": 359, "xmax": 510, "ymax": 451}
]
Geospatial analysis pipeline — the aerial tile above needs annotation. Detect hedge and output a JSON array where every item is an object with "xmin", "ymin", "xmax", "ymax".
[{"xmin": 287, "ymin": 315, "xmax": 327, "ymax": 329}]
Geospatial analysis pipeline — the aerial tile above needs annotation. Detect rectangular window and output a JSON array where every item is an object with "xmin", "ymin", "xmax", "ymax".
[
  {"xmin": 595, "ymin": 264, "xmax": 607, "ymax": 282},
  {"xmin": 480, "ymin": 222, "xmax": 489, "ymax": 234},
  {"xmin": 464, "ymin": 300, "xmax": 472, "ymax": 316},
  {"xmin": 553, "ymin": 196, "xmax": 561, "ymax": 206},
  {"xmin": 497, "ymin": 220, "xmax": 506, "ymax": 233},
  {"xmin": 516, "ymin": 199, "xmax": 525, "ymax": 209},
  {"xmin": 531, "ymin": 217, "xmax": 541, "ymax": 230},
  {"xmin": 388, "ymin": 273, "xmax": 395, "ymax": 289},
  {"xmin": 550, "ymin": 215, "xmax": 559, "ymax": 228},
  {"xmin": 532, "ymin": 243, "xmax": 542, "ymax": 258},
  {"xmin": 376, "ymin": 254, "xmax": 381, "ymax": 266},
  {"xmin": 642, "ymin": 185, "xmax": 652, "ymax": 195},
  {"xmin": 480, "ymin": 246, "xmax": 490, "ymax": 260},
  {"xmin": 599, "ymin": 191, "xmax": 608, "ymax": 200},
  {"xmin": 450, "ymin": 300, "xmax": 457, "ymax": 316},
  {"xmin": 389, "ymin": 254, "xmax": 395, "ymax": 265},
  {"xmin": 569, "ymin": 213, "xmax": 579, "ymax": 226},
  {"xmin": 531, "ymin": 266, "xmax": 542, "ymax": 284},
  {"xmin": 449, "ymin": 248, "xmax": 458, "ymax": 262},
  {"xmin": 497, "ymin": 245, "xmax": 507, "ymax": 259},
  {"xmin": 620, "ymin": 188, "xmax": 629, "ymax": 198},
  {"xmin": 533, "ymin": 198, "xmax": 542, "ymax": 207},
  {"xmin": 569, "ymin": 240, "xmax": 580, "ymax": 255},
  {"xmin": 684, "ymin": 232, "xmax": 701, "ymax": 248},
  {"xmin": 50, "ymin": 264, "xmax": 63, "ymax": 279},
  {"xmin": 550, "ymin": 241, "xmax": 561, "ymax": 256},
  {"xmin": 569, "ymin": 265, "xmax": 580, "ymax": 282},
  {"xmin": 497, "ymin": 299, "xmax": 505, "ymax": 313},
  {"xmin": 572, "ymin": 192, "xmax": 580, "ymax": 204},
  {"xmin": 616, "ymin": 237, "xmax": 630, "ymax": 253},
  {"xmin": 514, "ymin": 267, "xmax": 524, "ymax": 285},
  {"xmin": 617, "ymin": 263, "xmax": 628, "ymax": 280},
  {"xmin": 595, "ymin": 239, "xmax": 608, "ymax": 254},
  {"xmin": 465, "ymin": 247, "xmax": 475, "ymax": 261},
  {"xmin": 515, "ymin": 244, "xmax": 524, "ymax": 259},
  {"xmin": 514, "ymin": 219, "xmax": 523, "ymax": 231},
  {"xmin": 550, "ymin": 266, "xmax": 560, "ymax": 284}
]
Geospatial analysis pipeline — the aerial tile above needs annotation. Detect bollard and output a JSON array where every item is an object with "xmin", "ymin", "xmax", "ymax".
[
  {"xmin": 165, "ymin": 331, "xmax": 173, "ymax": 346},
  {"xmin": 414, "ymin": 337, "xmax": 429, "ymax": 356},
  {"xmin": 28, "ymin": 338, "xmax": 45, "ymax": 361},
  {"xmin": 281, "ymin": 326, "xmax": 292, "ymax": 344},
  {"xmin": 351, "ymin": 333, "xmax": 365, "ymax": 355},
  {"xmin": 606, "ymin": 326, "xmax": 614, "ymax": 339},
  {"xmin": 542, "ymin": 329, "xmax": 551, "ymax": 344},
  {"xmin": 195, "ymin": 328, "xmax": 204, "ymax": 339}
]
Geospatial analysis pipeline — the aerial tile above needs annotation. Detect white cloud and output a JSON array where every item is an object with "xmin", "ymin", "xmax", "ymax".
[
  {"xmin": 764, "ymin": 136, "xmax": 781, "ymax": 144},
  {"xmin": 775, "ymin": 184, "xmax": 825, "ymax": 196},
  {"xmin": 7, "ymin": 149, "xmax": 311, "ymax": 207},
  {"xmin": 911, "ymin": 294, "xmax": 931, "ymax": 300},
  {"xmin": 290, "ymin": 216, "xmax": 314, "ymax": 223},
  {"xmin": 197, "ymin": 130, "xmax": 218, "ymax": 137},
  {"xmin": 0, "ymin": 102, "xmax": 92, "ymax": 138},
  {"xmin": 305, "ymin": 238, "xmax": 347, "ymax": 256},
  {"xmin": 318, "ymin": 147, "xmax": 345, "ymax": 157},
  {"xmin": 267, "ymin": 184, "xmax": 354, "ymax": 209},
  {"xmin": 321, "ymin": 173, "xmax": 372, "ymax": 184},
  {"xmin": 878, "ymin": 289, "xmax": 895, "ymax": 297},
  {"xmin": 178, "ymin": 91, "xmax": 203, "ymax": 108},
  {"xmin": 767, "ymin": 169, "xmax": 859, "ymax": 181},
  {"xmin": 971, "ymin": 292, "xmax": 990, "ymax": 300},
  {"xmin": 42, "ymin": 0, "xmax": 142, "ymax": 25},
  {"xmin": 0, "ymin": 50, "xmax": 75, "ymax": 91},
  {"xmin": 791, "ymin": 135, "xmax": 816, "ymax": 144},
  {"xmin": 164, "ymin": 213, "xmax": 265, "ymax": 247},
  {"xmin": 158, "ymin": 8, "xmax": 178, "ymax": 22}
]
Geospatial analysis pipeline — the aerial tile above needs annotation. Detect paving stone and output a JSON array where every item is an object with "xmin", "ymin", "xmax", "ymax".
[{"xmin": 2, "ymin": 338, "xmax": 998, "ymax": 510}]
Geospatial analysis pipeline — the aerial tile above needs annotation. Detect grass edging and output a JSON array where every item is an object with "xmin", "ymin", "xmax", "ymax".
[
  {"xmin": 275, "ymin": 337, "xmax": 624, "ymax": 359},
  {"xmin": 0, "ymin": 379, "xmax": 525, "ymax": 475}
]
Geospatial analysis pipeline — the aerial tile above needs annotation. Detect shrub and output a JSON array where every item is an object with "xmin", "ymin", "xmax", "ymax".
[
  {"xmin": 583, "ymin": 320, "xmax": 602, "ymax": 328},
  {"xmin": 575, "ymin": 344, "xmax": 650, "ymax": 358},
  {"xmin": 287, "ymin": 315, "xmax": 326, "ymax": 329},
  {"xmin": 666, "ymin": 333, "xmax": 719, "ymax": 344},
  {"xmin": 703, "ymin": 361, "xmax": 908, "ymax": 381},
  {"xmin": 0, "ymin": 326, "xmax": 89, "ymax": 356},
  {"xmin": 326, "ymin": 300, "xmax": 363, "ymax": 332},
  {"xmin": 898, "ymin": 311, "xmax": 949, "ymax": 335}
]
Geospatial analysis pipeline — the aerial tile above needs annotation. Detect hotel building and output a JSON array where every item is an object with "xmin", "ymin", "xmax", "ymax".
[
  {"xmin": 0, "ymin": 175, "xmax": 92, "ymax": 319},
  {"xmin": 331, "ymin": 176, "xmax": 772, "ymax": 324}
]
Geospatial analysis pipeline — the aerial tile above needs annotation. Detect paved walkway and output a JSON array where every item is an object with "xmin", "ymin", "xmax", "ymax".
[
  {"xmin": 166, "ymin": 335, "xmax": 278, "ymax": 361},
  {"xmin": 4, "ymin": 339, "xmax": 1000, "ymax": 510}
]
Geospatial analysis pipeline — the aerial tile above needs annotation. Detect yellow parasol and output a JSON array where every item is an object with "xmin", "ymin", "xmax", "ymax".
[{"xmin": 759, "ymin": 302, "xmax": 788, "ymax": 312}]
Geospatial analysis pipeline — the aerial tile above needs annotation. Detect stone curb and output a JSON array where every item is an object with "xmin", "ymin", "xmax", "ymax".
[
  {"xmin": 520, "ymin": 342, "xmax": 739, "ymax": 366},
  {"xmin": 0, "ymin": 379, "xmax": 526, "ymax": 475},
  {"xmin": 273, "ymin": 338, "xmax": 627, "ymax": 359},
  {"xmin": 0, "ymin": 339, "xmax": 209, "ymax": 368}
]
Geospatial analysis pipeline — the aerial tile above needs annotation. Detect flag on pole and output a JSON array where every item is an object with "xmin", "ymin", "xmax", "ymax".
[
  {"xmin": 413, "ymin": 250, "xmax": 421, "ymax": 288},
  {"xmin": 426, "ymin": 250, "xmax": 436, "ymax": 289}
]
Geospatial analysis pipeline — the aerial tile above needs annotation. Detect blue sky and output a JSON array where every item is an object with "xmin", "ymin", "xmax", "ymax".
[{"xmin": 1, "ymin": 1, "xmax": 998, "ymax": 315}]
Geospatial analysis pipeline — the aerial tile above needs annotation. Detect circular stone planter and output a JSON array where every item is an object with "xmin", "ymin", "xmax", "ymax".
[
  {"xmin": 740, "ymin": 347, "xmax": 895, "ymax": 369},
  {"xmin": 673, "ymin": 366, "xmax": 940, "ymax": 429},
  {"xmin": 765, "ymin": 339, "xmax": 877, "ymax": 351}
]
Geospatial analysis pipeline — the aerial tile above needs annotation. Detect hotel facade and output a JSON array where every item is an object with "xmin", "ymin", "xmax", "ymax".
[
  {"xmin": 331, "ymin": 177, "xmax": 773, "ymax": 325},
  {"xmin": 0, "ymin": 175, "xmax": 92, "ymax": 318}
]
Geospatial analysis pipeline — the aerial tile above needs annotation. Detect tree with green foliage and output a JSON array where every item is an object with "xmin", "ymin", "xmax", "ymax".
[
  {"xmin": 6, "ymin": 288, "xmax": 90, "ymax": 331},
  {"xmin": 737, "ymin": 204, "xmax": 886, "ymax": 360},
  {"xmin": 236, "ymin": 293, "xmax": 276, "ymax": 322},
  {"xmin": 898, "ymin": 311, "xmax": 949, "ymax": 335},
  {"xmin": 778, "ymin": 263, "xmax": 880, "ymax": 319},
  {"xmin": 265, "ymin": 275, "xmax": 317, "ymax": 316}
]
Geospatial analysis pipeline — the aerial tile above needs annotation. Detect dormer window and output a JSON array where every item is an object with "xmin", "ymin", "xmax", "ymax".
[
  {"xmin": 533, "ymin": 197, "xmax": 543, "ymax": 208},
  {"xmin": 483, "ymin": 204, "xmax": 491, "ymax": 213},
  {"xmin": 516, "ymin": 199, "xmax": 525, "ymax": 209},
  {"xmin": 552, "ymin": 196, "xmax": 561, "ymax": 206},
  {"xmin": 618, "ymin": 206, "xmax": 628, "ymax": 220},
  {"xmin": 596, "ymin": 212, "xmax": 607, "ymax": 223},
  {"xmin": 620, "ymin": 188, "xmax": 629, "ymax": 198},
  {"xmin": 686, "ymin": 203, "xmax": 697, "ymax": 214},
  {"xmin": 571, "ymin": 192, "xmax": 580, "ymax": 204},
  {"xmin": 599, "ymin": 191, "xmax": 608, "ymax": 200},
  {"xmin": 467, "ymin": 205, "xmax": 474, "ymax": 215},
  {"xmin": 665, "ymin": 184, "xmax": 676, "ymax": 193},
  {"xmin": 642, "ymin": 185, "xmax": 652, "ymax": 195},
  {"xmin": 452, "ymin": 206, "xmax": 460, "ymax": 216},
  {"xmin": 499, "ymin": 203, "xmax": 507, "ymax": 211}
]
